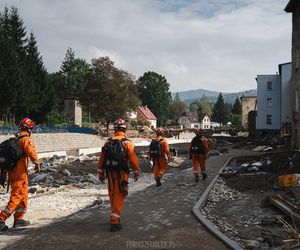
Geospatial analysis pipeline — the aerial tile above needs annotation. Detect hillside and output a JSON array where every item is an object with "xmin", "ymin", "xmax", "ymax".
[{"xmin": 172, "ymin": 89, "xmax": 256, "ymax": 105}]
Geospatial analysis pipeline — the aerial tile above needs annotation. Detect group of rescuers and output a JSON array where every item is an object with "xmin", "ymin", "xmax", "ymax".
[{"xmin": 0, "ymin": 117, "xmax": 210, "ymax": 232}]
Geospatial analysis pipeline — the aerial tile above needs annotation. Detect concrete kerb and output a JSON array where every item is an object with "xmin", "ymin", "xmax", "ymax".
[{"xmin": 192, "ymin": 156, "xmax": 242, "ymax": 250}]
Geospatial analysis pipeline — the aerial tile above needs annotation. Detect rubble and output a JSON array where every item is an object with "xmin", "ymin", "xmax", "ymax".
[{"xmin": 202, "ymin": 150, "xmax": 300, "ymax": 249}]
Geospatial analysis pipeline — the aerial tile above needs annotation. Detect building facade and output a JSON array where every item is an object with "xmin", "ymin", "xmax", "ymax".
[
  {"xmin": 64, "ymin": 98, "xmax": 82, "ymax": 127},
  {"xmin": 280, "ymin": 63, "xmax": 292, "ymax": 126},
  {"xmin": 256, "ymin": 63, "xmax": 292, "ymax": 137},
  {"xmin": 137, "ymin": 106, "xmax": 157, "ymax": 129},
  {"xmin": 177, "ymin": 111, "xmax": 211, "ymax": 129},
  {"xmin": 177, "ymin": 111, "xmax": 200, "ymax": 129},
  {"xmin": 285, "ymin": 0, "xmax": 300, "ymax": 148},
  {"xmin": 256, "ymin": 75, "xmax": 281, "ymax": 130},
  {"xmin": 199, "ymin": 113, "xmax": 211, "ymax": 129},
  {"xmin": 241, "ymin": 96, "xmax": 256, "ymax": 128}
]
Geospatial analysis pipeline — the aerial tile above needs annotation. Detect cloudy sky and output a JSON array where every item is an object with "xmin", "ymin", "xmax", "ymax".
[{"xmin": 0, "ymin": 0, "xmax": 292, "ymax": 93}]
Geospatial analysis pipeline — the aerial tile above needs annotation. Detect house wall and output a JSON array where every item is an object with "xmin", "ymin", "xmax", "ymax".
[
  {"xmin": 200, "ymin": 115, "xmax": 211, "ymax": 129},
  {"xmin": 137, "ymin": 109, "xmax": 157, "ymax": 129},
  {"xmin": 256, "ymin": 75, "xmax": 281, "ymax": 130},
  {"xmin": 291, "ymin": 5, "xmax": 300, "ymax": 148},
  {"xmin": 241, "ymin": 97, "xmax": 256, "ymax": 128},
  {"xmin": 280, "ymin": 63, "xmax": 292, "ymax": 126},
  {"xmin": 177, "ymin": 116, "xmax": 200, "ymax": 129},
  {"xmin": 149, "ymin": 119, "xmax": 157, "ymax": 129}
]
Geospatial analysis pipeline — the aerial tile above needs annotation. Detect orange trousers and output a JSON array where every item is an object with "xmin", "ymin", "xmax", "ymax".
[
  {"xmin": 107, "ymin": 171, "xmax": 129, "ymax": 225},
  {"xmin": 0, "ymin": 164, "xmax": 28, "ymax": 222},
  {"xmin": 153, "ymin": 158, "xmax": 168, "ymax": 178},
  {"xmin": 192, "ymin": 154, "xmax": 206, "ymax": 176}
]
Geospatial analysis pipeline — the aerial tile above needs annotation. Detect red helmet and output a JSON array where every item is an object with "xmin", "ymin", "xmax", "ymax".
[
  {"xmin": 156, "ymin": 127, "xmax": 165, "ymax": 135},
  {"xmin": 19, "ymin": 118, "xmax": 35, "ymax": 130},
  {"xmin": 113, "ymin": 118, "xmax": 127, "ymax": 130}
]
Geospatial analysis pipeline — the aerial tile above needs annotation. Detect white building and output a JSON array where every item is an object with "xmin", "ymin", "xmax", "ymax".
[
  {"xmin": 177, "ymin": 111, "xmax": 211, "ymax": 129},
  {"xmin": 256, "ymin": 62, "xmax": 292, "ymax": 133}
]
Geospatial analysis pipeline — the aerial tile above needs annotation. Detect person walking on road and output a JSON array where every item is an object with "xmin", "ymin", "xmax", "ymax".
[
  {"xmin": 148, "ymin": 128, "xmax": 171, "ymax": 187},
  {"xmin": 190, "ymin": 128, "xmax": 209, "ymax": 182},
  {"xmin": 0, "ymin": 118, "xmax": 40, "ymax": 231},
  {"xmin": 98, "ymin": 119, "xmax": 140, "ymax": 232}
]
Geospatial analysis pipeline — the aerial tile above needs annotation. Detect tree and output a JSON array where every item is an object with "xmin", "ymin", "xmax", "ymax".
[
  {"xmin": 0, "ymin": 6, "xmax": 55, "ymax": 123},
  {"xmin": 0, "ymin": 6, "xmax": 31, "ymax": 122},
  {"xmin": 232, "ymin": 97, "xmax": 242, "ymax": 115},
  {"xmin": 22, "ymin": 32, "xmax": 54, "ymax": 122},
  {"xmin": 229, "ymin": 114, "xmax": 242, "ymax": 129},
  {"xmin": 168, "ymin": 93, "xmax": 187, "ymax": 122},
  {"xmin": 137, "ymin": 72, "xmax": 172, "ymax": 125},
  {"xmin": 0, "ymin": 8, "xmax": 18, "ymax": 120},
  {"xmin": 199, "ymin": 96, "xmax": 213, "ymax": 116},
  {"xmin": 212, "ymin": 93, "xmax": 226, "ymax": 124},
  {"xmin": 79, "ymin": 57, "xmax": 140, "ymax": 130},
  {"xmin": 56, "ymin": 47, "xmax": 90, "ymax": 101},
  {"xmin": 189, "ymin": 95, "xmax": 212, "ymax": 116}
]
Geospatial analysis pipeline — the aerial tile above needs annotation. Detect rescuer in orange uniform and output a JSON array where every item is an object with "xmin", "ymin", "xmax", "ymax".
[
  {"xmin": 98, "ymin": 119, "xmax": 139, "ymax": 232},
  {"xmin": 149, "ymin": 128, "xmax": 171, "ymax": 187},
  {"xmin": 190, "ymin": 128, "xmax": 209, "ymax": 182},
  {"xmin": 0, "ymin": 118, "xmax": 40, "ymax": 231}
]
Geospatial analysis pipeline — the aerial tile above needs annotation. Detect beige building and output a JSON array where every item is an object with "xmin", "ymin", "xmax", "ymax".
[
  {"xmin": 285, "ymin": 0, "xmax": 300, "ymax": 148},
  {"xmin": 64, "ymin": 98, "xmax": 82, "ymax": 127},
  {"xmin": 241, "ymin": 96, "xmax": 256, "ymax": 128}
]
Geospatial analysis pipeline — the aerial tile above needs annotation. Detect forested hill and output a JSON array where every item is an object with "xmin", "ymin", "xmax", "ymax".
[{"xmin": 172, "ymin": 89, "xmax": 257, "ymax": 105}]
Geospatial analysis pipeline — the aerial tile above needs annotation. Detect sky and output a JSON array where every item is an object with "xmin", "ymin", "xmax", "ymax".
[{"xmin": 0, "ymin": 0, "xmax": 292, "ymax": 93}]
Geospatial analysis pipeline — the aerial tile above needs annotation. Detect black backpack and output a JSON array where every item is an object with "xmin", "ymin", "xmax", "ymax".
[
  {"xmin": 0, "ymin": 135, "xmax": 27, "ymax": 172},
  {"xmin": 103, "ymin": 138, "xmax": 129, "ymax": 172},
  {"xmin": 149, "ymin": 139, "xmax": 164, "ymax": 158},
  {"xmin": 191, "ymin": 136, "xmax": 205, "ymax": 154}
]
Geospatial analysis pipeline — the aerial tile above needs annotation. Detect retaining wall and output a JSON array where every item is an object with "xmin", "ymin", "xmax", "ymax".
[{"xmin": 0, "ymin": 133, "xmax": 191, "ymax": 157}]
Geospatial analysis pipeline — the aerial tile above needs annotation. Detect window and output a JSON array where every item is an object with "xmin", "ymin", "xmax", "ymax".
[
  {"xmin": 267, "ymin": 81, "xmax": 272, "ymax": 90},
  {"xmin": 267, "ymin": 115, "xmax": 272, "ymax": 125},
  {"xmin": 267, "ymin": 98, "xmax": 272, "ymax": 107}
]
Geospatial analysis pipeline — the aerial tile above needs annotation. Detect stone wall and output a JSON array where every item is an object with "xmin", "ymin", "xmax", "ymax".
[
  {"xmin": 0, "ymin": 133, "xmax": 191, "ymax": 156},
  {"xmin": 0, "ymin": 133, "xmax": 104, "ymax": 153}
]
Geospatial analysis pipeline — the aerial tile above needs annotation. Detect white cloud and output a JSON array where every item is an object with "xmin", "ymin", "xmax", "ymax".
[{"xmin": 0, "ymin": 0, "xmax": 292, "ymax": 92}]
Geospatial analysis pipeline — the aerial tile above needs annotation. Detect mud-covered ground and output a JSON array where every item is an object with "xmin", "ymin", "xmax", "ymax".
[{"xmin": 202, "ymin": 151, "xmax": 300, "ymax": 249}]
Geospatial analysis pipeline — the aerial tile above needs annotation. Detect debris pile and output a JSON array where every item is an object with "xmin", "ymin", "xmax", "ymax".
[{"xmin": 202, "ymin": 151, "xmax": 300, "ymax": 249}]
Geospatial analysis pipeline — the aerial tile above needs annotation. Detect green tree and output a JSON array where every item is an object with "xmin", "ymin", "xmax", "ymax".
[
  {"xmin": 189, "ymin": 100, "xmax": 200, "ymax": 113},
  {"xmin": 0, "ymin": 8, "xmax": 18, "ymax": 120},
  {"xmin": 137, "ymin": 71, "xmax": 172, "ymax": 125},
  {"xmin": 57, "ymin": 47, "xmax": 90, "ymax": 100},
  {"xmin": 79, "ymin": 57, "xmax": 140, "ymax": 130},
  {"xmin": 0, "ymin": 6, "xmax": 28, "ymax": 121},
  {"xmin": 212, "ymin": 93, "xmax": 226, "ymax": 124},
  {"xmin": 232, "ymin": 97, "xmax": 242, "ymax": 115},
  {"xmin": 168, "ymin": 93, "xmax": 187, "ymax": 122},
  {"xmin": 199, "ymin": 95, "xmax": 213, "ymax": 116},
  {"xmin": 0, "ymin": 6, "xmax": 54, "ymax": 122},
  {"xmin": 23, "ymin": 32, "xmax": 54, "ymax": 122},
  {"xmin": 189, "ymin": 95, "xmax": 212, "ymax": 116}
]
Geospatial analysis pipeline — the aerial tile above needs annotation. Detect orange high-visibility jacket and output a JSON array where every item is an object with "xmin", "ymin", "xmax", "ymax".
[
  {"xmin": 189, "ymin": 136, "xmax": 209, "ymax": 155},
  {"xmin": 98, "ymin": 131, "xmax": 139, "ymax": 174},
  {"xmin": 149, "ymin": 135, "xmax": 171, "ymax": 161}
]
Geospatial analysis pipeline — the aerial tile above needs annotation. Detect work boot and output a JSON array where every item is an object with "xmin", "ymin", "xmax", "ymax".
[
  {"xmin": 110, "ymin": 223, "xmax": 122, "ymax": 232},
  {"xmin": 195, "ymin": 175, "xmax": 199, "ymax": 183},
  {"xmin": 13, "ymin": 220, "xmax": 30, "ymax": 228},
  {"xmin": 202, "ymin": 173, "xmax": 207, "ymax": 180},
  {"xmin": 0, "ymin": 220, "xmax": 8, "ymax": 231},
  {"xmin": 155, "ymin": 177, "xmax": 161, "ymax": 187}
]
